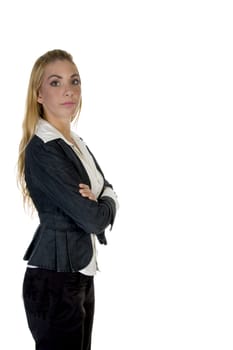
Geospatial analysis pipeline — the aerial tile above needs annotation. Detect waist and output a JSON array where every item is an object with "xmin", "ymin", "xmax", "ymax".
[{"xmin": 39, "ymin": 212, "xmax": 78, "ymax": 231}]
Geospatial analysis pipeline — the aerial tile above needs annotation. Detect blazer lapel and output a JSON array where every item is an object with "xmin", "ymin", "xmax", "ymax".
[{"xmin": 56, "ymin": 139, "xmax": 91, "ymax": 187}]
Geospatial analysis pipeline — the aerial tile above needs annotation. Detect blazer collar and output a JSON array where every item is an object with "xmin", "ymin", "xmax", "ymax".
[
  {"xmin": 35, "ymin": 118, "xmax": 92, "ymax": 187},
  {"xmin": 35, "ymin": 118, "xmax": 75, "ymax": 146}
]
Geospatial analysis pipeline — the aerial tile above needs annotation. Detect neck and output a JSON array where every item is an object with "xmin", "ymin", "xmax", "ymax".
[{"xmin": 45, "ymin": 116, "xmax": 73, "ymax": 142}]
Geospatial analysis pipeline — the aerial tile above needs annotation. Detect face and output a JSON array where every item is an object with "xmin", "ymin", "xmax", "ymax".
[{"xmin": 37, "ymin": 59, "xmax": 81, "ymax": 121}]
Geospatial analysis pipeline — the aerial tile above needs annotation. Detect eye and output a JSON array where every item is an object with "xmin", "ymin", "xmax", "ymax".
[
  {"xmin": 50, "ymin": 80, "xmax": 60, "ymax": 87},
  {"xmin": 72, "ymin": 78, "xmax": 81, "ymax": 86}
]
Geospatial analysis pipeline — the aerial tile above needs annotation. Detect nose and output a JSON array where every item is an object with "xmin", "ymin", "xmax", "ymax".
[
  {"xmin": 64, "ymin": 88, "xmax": 73, "ymax": 97},
  {"xmin": 63, "ymin": 83, "xmax": 74, "ymax": 97}
]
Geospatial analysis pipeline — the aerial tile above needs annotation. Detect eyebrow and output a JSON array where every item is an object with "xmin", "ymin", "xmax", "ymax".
[{"xmin": 47, "ymin": 73, "xmax": 80, "ymax": 80}]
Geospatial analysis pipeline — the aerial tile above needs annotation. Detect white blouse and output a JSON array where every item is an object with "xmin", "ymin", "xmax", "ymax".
[{"xmin": 69, "ymin": 132, "xmax": 104, "ymax": 276}]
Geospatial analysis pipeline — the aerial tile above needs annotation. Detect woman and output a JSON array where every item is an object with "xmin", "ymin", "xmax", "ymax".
[{"xmin": 17, "ymin": 49, "xmax": 118, "ymax": 350}]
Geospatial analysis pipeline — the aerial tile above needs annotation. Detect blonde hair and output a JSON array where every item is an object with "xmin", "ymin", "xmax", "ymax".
[{"xmin": 17, "ymin": 49, "xmax": 82, "ymax": 208}]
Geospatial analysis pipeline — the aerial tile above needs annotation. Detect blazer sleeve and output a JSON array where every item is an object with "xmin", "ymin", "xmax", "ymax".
[{"xmin": 25, "ymin": 138, "xmax": 116, "ymax": 235}]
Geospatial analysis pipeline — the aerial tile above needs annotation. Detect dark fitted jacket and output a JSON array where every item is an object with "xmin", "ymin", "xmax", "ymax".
[{"xmin": 23, "ymin": 135, "xmax": 116, "ymax": 272}]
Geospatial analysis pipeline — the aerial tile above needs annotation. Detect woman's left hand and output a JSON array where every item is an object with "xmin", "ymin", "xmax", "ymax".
[{"xmin": 79, "ymin": 184, "xmax": 97, "ymax": 201}]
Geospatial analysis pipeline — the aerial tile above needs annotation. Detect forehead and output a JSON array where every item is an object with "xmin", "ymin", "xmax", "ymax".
[{"xmin": 43, "ymin": 59, "xmax": 78, "ymax": 77}]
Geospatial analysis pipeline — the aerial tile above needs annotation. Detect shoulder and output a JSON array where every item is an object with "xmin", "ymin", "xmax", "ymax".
[
  {"xmin": 26, "ymin": 135, "xmax": 68, "ymax": 160},
  {"xmin": 26, "ymin": 135, "xmax": 44, "ymax": 154}
]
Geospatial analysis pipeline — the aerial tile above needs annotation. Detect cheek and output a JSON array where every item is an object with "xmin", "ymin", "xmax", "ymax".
[
  {"xmin": 43, "ymin": 90, "xmax": 59, "ymax": 104},
  {"xmin": 77, "ymin": 86, "xmax": 82, "ymax": 97}
]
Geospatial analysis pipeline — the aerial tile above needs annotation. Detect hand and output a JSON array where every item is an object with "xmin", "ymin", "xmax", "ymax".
[{"xmin": 79, "ymin": 184, "xmax": 97, "ymax": 201}]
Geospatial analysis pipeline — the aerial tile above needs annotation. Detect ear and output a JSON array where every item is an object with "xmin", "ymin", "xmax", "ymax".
[{"xmin": 37, "ymin": 91, "xmax": 43, "ymax": 104}]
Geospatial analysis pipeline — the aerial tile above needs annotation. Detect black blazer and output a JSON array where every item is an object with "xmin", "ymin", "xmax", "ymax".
[{"xmin": 23, "ymin": 135, "xmax": 116, "ymax": 272}]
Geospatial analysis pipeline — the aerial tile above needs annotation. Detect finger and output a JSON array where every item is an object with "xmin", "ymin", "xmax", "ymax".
[
  {"xmin": 80, "ymin": 192, "xmax": 89, "ymax": 197},
  {"xmin": 79, "ymin": 189, "xmax": 90, "ymax": 196},
  {"xmin": 79, "ymin": 183, "xmax": 89, "ymax": 189},
  {"xmin": 79, "ymin": 188, "xmax": 96, "ymax": 200},
  {"xmin": 79, "ymin": 189, "xmax": 93, "ymax": 197}
]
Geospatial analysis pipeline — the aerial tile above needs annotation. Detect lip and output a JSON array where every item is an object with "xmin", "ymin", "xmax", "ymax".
[{"xmin": 61, "ymin": 102, "xmax": 76, "ymax": 106}]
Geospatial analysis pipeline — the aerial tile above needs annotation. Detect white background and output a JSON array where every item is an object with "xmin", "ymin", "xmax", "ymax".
[{"xmin": 0, "ymin": 0, "xmax": 233, "ymax": 349}]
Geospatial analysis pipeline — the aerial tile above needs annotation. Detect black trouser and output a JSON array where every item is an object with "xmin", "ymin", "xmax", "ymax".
[{"xmin": 23, "ymin": 268, "xmax": 95, "ymax": 350}]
